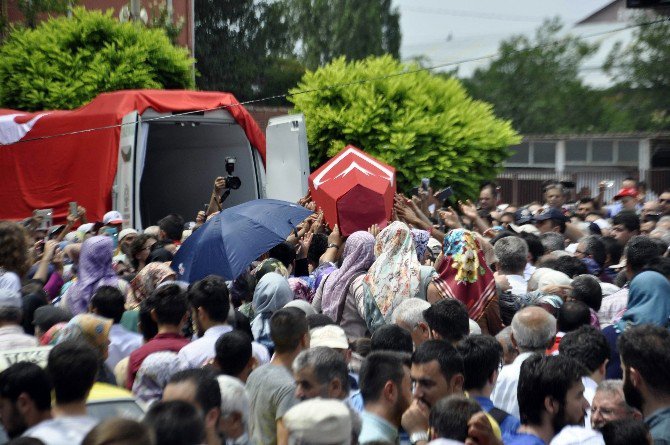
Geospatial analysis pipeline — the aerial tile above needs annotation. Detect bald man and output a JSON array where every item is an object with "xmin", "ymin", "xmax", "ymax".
[{"xmin": 491, "ymin": 306, "xmax": 557, "ymax": 419}]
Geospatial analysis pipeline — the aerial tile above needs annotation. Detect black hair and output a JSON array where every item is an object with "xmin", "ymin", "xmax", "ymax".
[
  {"xmin": 307, "ymin": 233, "xmax": 329, "ymax": 267},
  {"xmin": 559, "ymin": 326, "xmax": 610, "ymax": 374},
  {"xmin": 552, "ymin": 255, "xmax": 588, "ymax": 278},
  {"xmin": 429, "ymin": 395, "xmax": 482, "ymax": 442},
  {"xmin": 144, "ymin": 284, "xmax": 188, "ymax": 327},
  {"xmin": 307, "ymin": 313, "xmax": 335, "ymax": 330},
  {"xmin": 269, "ymin": 308, "xmax": 308, "ymax": 354},
  {"xmin": 557, "ymin": 301, "xmax": 591, "ymax": 333},
  {"xmin": 412, "ymin": 340, "xmax": 464, "ymax": 381},
  {"xmin": 47, "ymin": 340, "xmax": 98, "ymax": 404},
  {"xmin": 82, "ymin": 418, "xmax": 154, "ymax": 445},
  {"xmin": 0, "ymin": 362, "xmax": 52, "ymax": 411},
  {"xmin": 215, "ymin": 330, "xmax": 252, "ymax": 377},
  {"xmin": 422, "ymin": 299, "xmax": 469, "ymax": 343},
  {"xmin": 229, "ymin": 309, "xmax": 253, "ymax": 339},
  {"xmin": 626, "ymin": 236, "xmax": 661, "ymax": 274},
  {"xmin": 268, "ymin": 242, "xmax": 296, "ymax": 269},
  {"xmin": 90, "ymin": 285, "xmax": 125, "ymax": 323},
  {"xmin": 167, "ymin": 368, "xmax": 222, "ymax": 414},
  {"xmin": 146, "ymin": 248, "xmax": 174, "ymax": 264},
  {"xmin": 618, "ymin": 324, "xmax": 670, "ymax": 394},
  {"xmin": 157, "ymin": 214, "xmax": 185, "ymax": 242},
  {"xmin": 517, "ymin": 354, "xmax": 585, "ymax": 425},
  {"xmin": 601, "ymin": 236, "xmax": 623, "ymax": 266},
  {"xmin": 644, "ymin": 256, "xmax": 670, "ymax": 279},
  {"xmin": 139, "ymin": 300, "xmax": 159, "ymax": 341},
  {"xmin": 359, "ymin": 351, "xmax": 411, "ymax": 404},
  {"xmin": 518, "ymin": 232, "xmax": 545, "ymax": 264},
  {"xmin": 457, "ymin": 335, "xmax": 503, "ymax": 391},
  {"xmin": 571, "ymin": 275, "xmax": 603, "ymax": 312},
  {"xmin": 600, "ymin": 419, "xmax": 650, "ymax": 445},
  {"xmin": 187, "ymin": 275, "xmax": 230, "ymax": 323},
  {"xmin": 130, "ymin": 234, "xmax": 157, "ymax": 269},
  {"xmin": 143, "ymin": 400, "xmax": 205, "ymax": 445},
  {"xmin": 612, "ymin": 211, "xmax": 640, "ymax": 233},
  {"xmin": 370, "ymin": 324, "xmax": 414, "ymax": 354}
]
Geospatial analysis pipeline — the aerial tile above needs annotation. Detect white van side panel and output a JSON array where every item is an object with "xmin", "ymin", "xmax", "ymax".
[{"xmin": 265, "ymin": 114, "xmax": 310, "ymax": 202}]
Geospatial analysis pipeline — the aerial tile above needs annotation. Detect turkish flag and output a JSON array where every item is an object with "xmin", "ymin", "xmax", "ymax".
[{"xmin": 309, "ymin": 145, "xmax": 396, "ymax": 236}]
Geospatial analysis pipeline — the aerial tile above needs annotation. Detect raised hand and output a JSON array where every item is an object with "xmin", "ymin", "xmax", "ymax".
[
  {"xmin": 438, "ymin": 207, "xmax": 462, "ymax": 229},
  {"xmin": 213, "ymin": 176, "xmax": 227, "ymax": 195}
]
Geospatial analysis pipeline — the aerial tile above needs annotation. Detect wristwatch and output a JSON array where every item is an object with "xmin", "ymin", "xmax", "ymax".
[
  {"xmin": 327, "ymin": 243, "xmax": 340, "ymax": 249},
  {"xmin": 409, "ymin": 431, "xmax": 429, "ymax": 444}
]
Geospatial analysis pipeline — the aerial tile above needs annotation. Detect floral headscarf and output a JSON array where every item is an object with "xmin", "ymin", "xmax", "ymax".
[
  {"xmin": 55, "ymin": 313, "xmax": 113, "ymax": 356},
  {"xmin": 132, "ymin": 351, "xmax": 187, "ymax": 406},
  {"xmin": 432, "ymin": 229, "xmax": 496, "ymax": 322},
  {"xmin": 253, "ymin": 258, "xmax": 288, "ymax": 283},
  {"xmin": 127, "ymin": 262, "xmax": 176, "ymax": 309},
  {"xmin": 411, "ymin": 229, "xmax": 430, "ymax": 262},
  {"xmin": 321, "ymin": 231, "xmax": 375, "ymax": 322},
  {"xmin": 288, "ymin": 277, "xmax": 311, "ymax": 302},
  {"xmin": 362, "ymin": 222, "xmax": 421, "ymax": 331},
  {"xmin": 65, "ymin": 236, "xmax": 119, "ymax": 315}
]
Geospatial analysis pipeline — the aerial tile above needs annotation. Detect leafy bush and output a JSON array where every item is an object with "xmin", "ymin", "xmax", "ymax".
[
  {"xmin": 0, "ymin": 7, "xmax": 194, "ymax": 111},
  {"xmin": 289, "ymin": 55, "xmax": 520, "ymax": 198}
]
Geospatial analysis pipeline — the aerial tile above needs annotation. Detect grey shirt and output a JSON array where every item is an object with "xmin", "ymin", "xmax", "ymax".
[
  {"xmin": 246, "ymin": 363, "xmax": 297, "ymax": 445},
  {"xmin": 646, "ymin": 406, "xmax": 670, "ymax": 445}
]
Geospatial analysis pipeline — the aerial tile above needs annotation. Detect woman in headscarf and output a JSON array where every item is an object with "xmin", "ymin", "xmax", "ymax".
[
  {"xmin": 127, "ymin": 262, "xmax": 176, "ymax": 310},
  {"xmin": 432, "ymin": 229, "xmax": 503, "ymax": 336},
  {"xmin": 362, "ymin": 221, "xmax": 437, "ymax": 333},
  {"xmin": 312, "ymin": 231, "xmax": 376, "ymax": 339},
  {"xmin": 411, "ymin": 228, "xmax": 431, "ymax": 263},
  {"xmin": 61, "ymin": 236, "xmax": 127, "ymax": 315},
  {"xmin": 132, "ymin": 351, "xmax": 186, "ymax": 406},
  {"xmin": 251, "ymin": 272, "xmax": 293, "ymax": 351},
  {"xmin": 602, "ymin": 270, "xmax": 670, "ymax": 379}
]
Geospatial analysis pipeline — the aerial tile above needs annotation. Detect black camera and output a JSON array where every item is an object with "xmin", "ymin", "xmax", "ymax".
[{"xmin": 225, "ymin": 157, "xmax": 241, "ymax": 190}]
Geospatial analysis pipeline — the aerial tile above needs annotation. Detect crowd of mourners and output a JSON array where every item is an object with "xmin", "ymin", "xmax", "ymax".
[{"xmin": 0, "ymin": 175, "xmax": 669, "ymax": 445}]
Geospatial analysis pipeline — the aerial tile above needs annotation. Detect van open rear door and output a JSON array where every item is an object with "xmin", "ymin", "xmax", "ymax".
[{"xmin": 265, "ymin": 114, "xmax": 310, "ymax": 202}]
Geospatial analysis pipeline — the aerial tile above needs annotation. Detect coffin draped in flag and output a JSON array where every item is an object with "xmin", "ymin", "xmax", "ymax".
[{"xmin": 308, "ymin": 145, "xmax": 396, "ymax": 236}]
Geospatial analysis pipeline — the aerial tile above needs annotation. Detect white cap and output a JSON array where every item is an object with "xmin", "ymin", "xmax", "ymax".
[
  {"xmin": 593, "ymin": 218, "xmax": 611, "ymax": 230},
  {"xmin": 78, "ymin": 223, "xmax": 95, "ymax": 234},
  {"xmin": 118, "ymin": 228, "xmax": 138, "ymax": 241},
  {"xmin": 284, "ymin": 299, "xmax": 316, "ymax": 316},
  {"xmin": 0, "ymin": 289, "xmax": 22, "ymax": 309},
  {"xmin": 310, "ymin": 325, "xmax": 349, "ymax": 350},
  {"xmin": 103, "ymin": 210, "xmax": 123, "ymax": 225},
  {"xmin": 283, "ymin": 398, "xmax": 352, "ymax": 445}
]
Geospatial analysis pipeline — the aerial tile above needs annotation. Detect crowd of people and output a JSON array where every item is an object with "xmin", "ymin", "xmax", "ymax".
[{"xmin": 0, "ymin": 175, "xmax": 669, "ymax": 445}]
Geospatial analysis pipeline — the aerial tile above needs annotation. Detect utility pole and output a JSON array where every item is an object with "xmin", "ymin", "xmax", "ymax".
[{"xmin": 130, "ymin": 0, "xmax": 141, "ymax": 21}]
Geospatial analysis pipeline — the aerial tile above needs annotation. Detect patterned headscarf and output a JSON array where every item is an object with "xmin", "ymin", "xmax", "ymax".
[
  {"xmin": 362, "ymin": 222, "xmax": 421, "ymax": 327},
  {"xmin": 251, "ymin": 272, "xmax": 294, "ymax": 339},
  {"xmin": 55, "ymin": 313, "xmax": 113, "ymax": 356},
  {"xmin": 432, "ymin": 229, "xmax": 496, "ymax": 322},
  {"xmin": 321, "ymin": 231, "xmax": 376, "ymax": 322},
  {"xmin": 65, "ymin": 236, "xmax": 119, "ymax": 315},
  {"xmin": 132, "ymin": 351, "xmax": 187, "ymax": 406},
  {"xmin": 288, "ymin": 277, "xmax": 311, "ymax": 302},
  {"xmin": 39, "ymin": 322, "xmax": 67, "ymax": 346},
  {"xmin": 411, "ymin": 229, "xmax": 430, "ymax": 262},
  {"xmin": 253, "ymin": 258, "xmax": 288, "ymax": 284},
  {"xmin": 127, "ymin": 262, "xmax": 176, "ymax": 309}
]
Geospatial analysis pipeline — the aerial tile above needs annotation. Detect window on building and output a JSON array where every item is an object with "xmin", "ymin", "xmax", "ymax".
[
  {"xmin": 508, "ymin": 143, "xmax": 529, "ymax": 163},
  {"xmin": 566, "ymin": 140, "xmax": 588, "ymax": 162},
  {"xmin": 618, "ymin": 141, "xmax": 639, "ymax": 162},
  {"xmin": 592, "ymin": 140, "xmax": 614, "ymax": 162},
  {"xmin": 533, "ymin": 142, "xmax": 556, "ymax": 164}
]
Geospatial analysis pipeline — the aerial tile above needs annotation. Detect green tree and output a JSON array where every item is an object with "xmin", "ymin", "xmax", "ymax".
[
  {"xmin": 195, "ymin": 0, "xmax": 304, "ymax": 103},
  {"xmin": 463, "ymin": 18, "xmax": 620, "ymax": 134},
  {"xmin": 289, "ymin": 56, "xmax": 520, "ymax": 198},
  {"xmin": 0, "ymin": 7, "xmax": 194, "ymax": 111},
  {"xmin": 286, "ymin": 0, "xmax": 401, "ymax": 70},
  {"xmin": 17, "ymin": 0, "xmax": 72, "ymax": 28}
]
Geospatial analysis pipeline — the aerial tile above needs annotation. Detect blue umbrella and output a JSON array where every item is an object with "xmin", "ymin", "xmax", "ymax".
[{"xmin": 172, "ymin": 199, "xmax": 313, "ymax": 282}]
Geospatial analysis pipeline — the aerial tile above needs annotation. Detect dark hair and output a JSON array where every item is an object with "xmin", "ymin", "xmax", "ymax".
[
  {"xmin": 359, "ymin": 351, "xmax": 411, "ymax": 404},
  {"xmin": 90, "ymin": 285, "xmax": 125, "ymax": 323},
  {"xmin": 130, "ymin": 234, "xmax": 157, "ymax": 268},
  {"xmin": 517, "ymin": 354, "xmax": 585, "ymax": 425},
  {"xmin": 146, "ymin": 248, "xmax": 174, "ymax": 264},
  {"xmin": 0, "ymin": 362, "xmax": 52, "ymax": 411},
  {"xmin": 601, "ymin": 236, "xmax": 623, "ymax": 266},
  {"xmin": 143, "ymin": 400, "xmax": 205, "ymax": 445},
  {"xmin": 518, "ymin": 232, "xmax": 545, "ymax": 264},
  {"xmin": 145, "ymin": 284, "xmax": 188, "ymax": 326},
  {"xmin": 559, "ymin": 326, "xmax": 610, "ymax": 374},
  {"xmin": 139, "ymin": 300, "xmax": 159, "ymax": 341},
  {"xmin": 307, "ymin": 313, "xmax": 335, "ymax": 330},
  {"xmin": 269, "ymin": 308, "xmax": 308, "ymax": 354},
  {"xmin": 600, "ymin": 419, "xmax": 650, "ymax": 445},
  {"xmin": 7, "ymin": 438, "xmax": 46, "ymax": 445},
  {"xmin": 307, "ymin": 233, "xmax": 329, "ymax": 266},
  {"xmin": 83, "ymin": 417, "xmax": 155, "ymax": 445},
  {"xmin": 412, "ymin": 340, "xmax": 464, "ymax": 381},
  {"xmin": 581, "ymin": 235, "xmax": 607, "ymax": 267},
  {"xmin": 644, "ymin": 256, "xmax": 670, "ymax": 279},
  {"xmin": 350, "ymin": 338, "xmax": 372, "ymax": 358},
  {"xmin": 612, "ymin": 211, "xmax": 640, "ymax": 233},
  {"xmin": 571, "ymin": 274, "xmax": 603, "ymax": 311},
  {"xmin": 422, "ymin": 299, "xmax": 469, "ymax": 343},
  {"xmin": 157, "ymin": 214, "xmax": 185, "ymax": 242},
  {"xmin": 626, "ymin": 236, "xmax": 660, "ymax": 274},
  {"xmin": 167, "ymin": 368, "xmax": 222, "ymax": 414},
  {"xmin": 618, "ymin": 324, "xmax": 670, "ymax": 394},
  {"xmin": 229, "ymin": 309, "xmax": 253, "ymax": 339},
  {"xmin": 578, "ymin": 197, "xmax": 596, "ymax": 206},
  {"xmin": 429, "ymin": 395, "xmax": 482, "ymax": 442},
  {"xmin": 268, "ymin": 242, "xmax": 296, "ymax": 269},
  {"xmin": 557, "ymin": 301, "xmax": 591, "ymax": 333},
  {"xmin": 188, "ymin": 275, "xmax": 230, "ymax": 323},
  {"xmin": 47, "ymin": 340, "xmax": 98, "ymax": 404},
  {"xmin": 457, "ymin": 335, "xmax": 502, "ymax": 391},
  {"xmin": 552, "ymin": 255, "xmax": 588, "ymax": 278},
  {"xmin": 371, "ymin": 324, "xmax": 413, "ymax": 354},
  {"xmin": 293, "ymin": 347, "xmax": 350, "ymax": 393},
  {"xmin": 215, "ymin": 330, "xmax": 252, "ymax": 377}
]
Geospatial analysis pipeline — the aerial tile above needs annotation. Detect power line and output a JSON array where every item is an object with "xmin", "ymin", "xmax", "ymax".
[{"xmin": 3, "ymin": 16, "xmax": 669, "ymax": 146}]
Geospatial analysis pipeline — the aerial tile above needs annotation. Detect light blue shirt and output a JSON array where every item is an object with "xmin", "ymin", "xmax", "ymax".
[{"xmin": 359, "ymin": 410, "xmax": 398, "ymax": 444}]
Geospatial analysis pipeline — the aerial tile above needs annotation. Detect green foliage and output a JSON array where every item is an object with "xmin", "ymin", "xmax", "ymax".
[
  {"xmin": 289, "ymin": 56, "xmax": 520, "ymax": 199},
  {"xmin": 146, "ymin": 0, "xmax": 185, "ymax": 46},
  {"xmin": 0, "ymin": 7, "xmax": 194, "ymax": 111},
  {"xmin": 17, "ymin": 0, "xmax": 73, "ymax": 28},
  {"xmin": 463, "ymin": 18, "xmax": 624, "ymax": 134}
]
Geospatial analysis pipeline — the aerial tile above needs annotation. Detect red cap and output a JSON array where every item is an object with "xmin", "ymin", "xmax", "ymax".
[{"xmin": 614, "ymin": 187, "xmax": 638, "ymax": 200}]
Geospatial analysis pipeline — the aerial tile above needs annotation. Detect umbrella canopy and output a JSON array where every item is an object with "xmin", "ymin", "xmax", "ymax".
[
  {"xmin": 172, "ymin": 199, "xmax": 312, "ymax": 282},
  {"xmin": 309, "ymin": 145, "xmax": 396, "ymax": 236}
]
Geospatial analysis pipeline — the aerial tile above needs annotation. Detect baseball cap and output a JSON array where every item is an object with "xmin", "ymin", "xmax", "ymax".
[
  {"xmin": 283, "ymin": 398, "xmax": 352, "ymax": 445},
  {"xmin": 514, "ymin": 208, "xmax": 534, "ymax": 225},
  {"xmin": 103, "ymin": 210, "xmax": 123, "ymax": 225},
  {"xmin": 0, "ymin": 289, "xmax": 22, "ymax": 309},
  {"xmin": 613, "ymin": 187, "xmax": 638, "ymax": 200},
  {"xmin": 534, "ymin": 207, "xmax": 568, "ymax": 223},
  {"xmin": 118, "ymin": 228, "xmax": 138, "ymax": 242},
  {"xmin": 310, "ymin": 325, "xmax": 349, "ymax": 349}
]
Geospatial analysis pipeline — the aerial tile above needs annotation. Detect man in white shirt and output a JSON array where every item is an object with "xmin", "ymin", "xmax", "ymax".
[
  {"xmin": 0, "ymin": 289, "xmax": 37, "ymax": 351},
  {"xmin": 493, "ymin": 237, "xmax": 530, "ymax": 296},
  {"xmin": 491, "ymin": 306, "xmax": 557, "ymax": 418}
]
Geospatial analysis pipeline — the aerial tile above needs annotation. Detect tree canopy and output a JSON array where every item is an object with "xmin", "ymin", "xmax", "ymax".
[
  {"xmin": 289, "ymin": 56, "xmax": 520, "ymax": 198},
  {"xmin": 0, "ymin": 7, "xmax": 194, "ymax": 111}
]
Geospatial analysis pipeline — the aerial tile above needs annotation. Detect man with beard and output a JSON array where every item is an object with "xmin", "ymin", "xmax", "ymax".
[
  {"xmin": 0, "ymin": 362, "xmax": 52, "ymax": 440},
  {"xmin": 507, "ymin": 354, "xmax": 589, "ymax": 444},
  {"xmin": 618, "ymin": 324, "xmax": 670, "ymax": 445}
]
